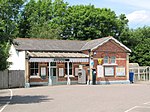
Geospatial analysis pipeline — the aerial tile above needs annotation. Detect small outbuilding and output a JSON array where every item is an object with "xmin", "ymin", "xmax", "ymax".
[{"xmin": 8, "ymin": 36, "xmax": 131, "ymax": 87}]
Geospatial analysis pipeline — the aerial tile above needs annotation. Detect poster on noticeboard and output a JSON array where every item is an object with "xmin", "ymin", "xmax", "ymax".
[{"xmin": 116, "ymin": 67, "xmax": 125, "ymax": 76}]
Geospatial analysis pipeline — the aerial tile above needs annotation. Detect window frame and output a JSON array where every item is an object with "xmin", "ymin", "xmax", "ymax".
[
  {"xmin": 30, "ymin": 62, "xmax": 39, "ymax": 76},
  {"xmin": 65, "ymin": 62, "xmax": 73, "ymax": 75},
  {"xmin": 110, "ymin": 56, "xmax": 116, "ymax": 64},
  {"xmin": 103, "ymin": 56, "xmax": 109, "ymax": 64},
  {"xmin": 104, "ymin": 66, "xmax": 114, "ymax": 76}
]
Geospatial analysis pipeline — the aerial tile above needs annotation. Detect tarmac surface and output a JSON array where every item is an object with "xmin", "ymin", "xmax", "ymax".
[{"xmin": 1, "ymin": 84, "xmax": 150, "ymax": 112}]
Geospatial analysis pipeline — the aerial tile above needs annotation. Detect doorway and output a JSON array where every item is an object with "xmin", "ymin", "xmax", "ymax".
[{"xmin": 50, "ymin": 62, "xmax": 57, "ymax": 85}]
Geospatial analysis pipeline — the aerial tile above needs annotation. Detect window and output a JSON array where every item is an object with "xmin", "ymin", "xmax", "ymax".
[
  {"xmin": 30, "ymin": 62, "xmax": 38, "ymax": 76},
  {"xmin": 104, "ymin": 56, "xmax": 109, "ymax": 64},
  {"xmin": 51, "ymin": 62, "xmax": 56, "ymax": 66},
  {"xmin": 65, "ymin": 62, "xmax": 72, "ymax": 75},
  {"xmin": 111, "ymin": 56, "xmax": 116, "ymax": 64}
]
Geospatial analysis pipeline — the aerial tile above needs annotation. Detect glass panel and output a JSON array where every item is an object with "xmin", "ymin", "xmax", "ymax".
[
  {"xmin": 35, "ymin": 69, "xmax": 38, "ymax": 75},
  {"xmin": 35, "ymin": 62, "xmax": 38, "ymax": 68},
  {"xmin": 53, "ymin": 68, "xmax": 56, "ymax": 76},
  {"xmin": 50, "ymin": 68, "xmax": 56, "ymax": 76},
  {"xmin": 30, "ymin": 69, "xmax": 34, "ymax": 75},
  {"xmin": 30, "ymin": 62, "xmax": 39, "ymax": 76},
  {"xmin": 69, "ymin": 63, "xmax": 72, "ymax": 68},
  {"xmin": 69, "ymin": 69, "xmax": 72, "ymax": 75},
  {"xmin": 111, "ymin": 56, "xmax": 116, "ymax": 63},
  {"xmin": 65, "ymin": 62, "xmax": 72, "ymax": 75},
  {"xmin": 50, "ymin": 68, "xmax": 53, "ymax": 76},
  {"xmin": 104, "ymin": 56, "xmax": 109, "ymax": 64},
  {"xmin": 30, "ymin": 62, "xmax": 34, "ymax": 68},
  {"xmin": 51, "ymin": 62, "xmax": 56, "ymax": 66}
]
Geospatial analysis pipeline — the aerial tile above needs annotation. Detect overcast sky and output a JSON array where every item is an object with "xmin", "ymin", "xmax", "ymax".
[{"xmin": 64, "ymin": 0, "xmax": 150, "ymax": 29}]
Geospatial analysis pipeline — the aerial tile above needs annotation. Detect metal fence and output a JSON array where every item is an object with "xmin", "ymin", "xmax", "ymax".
[
  {"xmin": 129, "ymin": 66, "xmax": 150, "ymax": 82},
  {"xmin": 0, "ymin": 70, "xmax": 25, "ymax": 89}
]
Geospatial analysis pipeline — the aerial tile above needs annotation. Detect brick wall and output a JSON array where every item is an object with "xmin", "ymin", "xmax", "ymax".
[{"xmin": 86, "ymin": 40, "xmax": 128, "ymax": 82}]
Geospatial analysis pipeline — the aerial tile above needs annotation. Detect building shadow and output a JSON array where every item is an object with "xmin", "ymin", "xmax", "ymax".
[{"xmin": 0, "ymin": 95, "xmax": 53, "ymax": 105}]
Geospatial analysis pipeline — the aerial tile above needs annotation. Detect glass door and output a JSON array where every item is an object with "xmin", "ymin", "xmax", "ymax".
[{"xmin": 50, "ymin": 62, "xmax": 57, "ymax": 85}]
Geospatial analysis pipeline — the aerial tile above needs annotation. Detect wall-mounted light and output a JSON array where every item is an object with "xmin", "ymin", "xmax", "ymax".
[{"xmin": 93, "ymin": 51, "xmax": 96, "ymax": 55}]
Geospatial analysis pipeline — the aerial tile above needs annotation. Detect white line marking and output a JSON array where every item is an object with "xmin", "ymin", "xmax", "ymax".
[
  {"xmin": 137, "ymin": 106, "xmax": 150, "ymax": 108},
  {"xmin": 124, "ymin": 106, "xmax": 138, "ymax": 112},
  {"xmin": 125, "ymin": 105, "xmax": 150, "ymax": 112},
  {"xmin": 144, "ymin": 102, "xmax": 150, "ymax": 105},
  {"xmin": 0, "ymin": 102, "xmax": 10, "ymax": 112},
  {"xmin": 0, "ymin": 89, "xmax": 13, "ymax": 112},
  {"xmin": 9, "ymin": 89, "xmax": 13, "ymax": 100}
]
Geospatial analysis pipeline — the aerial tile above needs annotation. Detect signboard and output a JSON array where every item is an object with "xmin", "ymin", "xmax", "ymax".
[
  {"xmin": 97, "ymin": 65, "xmax": 104, "ymax": 77},
  {"xmin": 59, "ymin": 68, "xmax": 64, "ymax": 76},
  {"xmin": 40, "ymin": 67, "xmax": 46, "ymax": 76},
  {"xmin": 104, "ymin": 67, "xmax": 114, "ymax": 76},
  {"xmin": 91, "ymin": 60, "xmax": 94, "ymax": 66},
  {"xmin": 54, "ymin": 58, "xmax": 69, "ymax": 62},
  {"xmin": 98, "ymin": 58, "xmax": 102, "ymax": 65},
  {"xmin": 116, "ymin": 67, "xmax": 125, "ymax": 76}
]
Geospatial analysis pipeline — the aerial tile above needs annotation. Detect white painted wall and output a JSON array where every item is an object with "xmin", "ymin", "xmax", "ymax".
[{"xmin": 8, "ymin": 44, "xmax": 25, "ymax": 70}]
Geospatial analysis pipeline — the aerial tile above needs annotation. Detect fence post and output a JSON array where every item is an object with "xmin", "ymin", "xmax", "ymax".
[
  {"xmin": 138, "ymin": 67, "xmax": 140, "ymax": 81},
  {"xmin": 8, "ymin": 70, "xmax": 9, "ymax": 88},
  {"xmin": 149, "ymin": 67, "xmax": 150, "ymax": 81}
]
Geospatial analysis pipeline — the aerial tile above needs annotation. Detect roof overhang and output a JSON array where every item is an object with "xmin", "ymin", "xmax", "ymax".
[
  {"xmin": 91, "ymin": 37, "xmax": 132, "ymax": 52},
  {"xmin": 27, "ymin": 52, "xmax": 89, "ymax": 62}
]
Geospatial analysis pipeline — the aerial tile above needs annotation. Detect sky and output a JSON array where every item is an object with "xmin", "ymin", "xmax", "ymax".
[{"xmin": 64, "ymin": 0, "xmax": 150, "ymax": 29}]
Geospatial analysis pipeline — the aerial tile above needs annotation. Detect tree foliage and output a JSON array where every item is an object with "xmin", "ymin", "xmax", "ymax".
[
  {"xmin": 127, "ymin": 27, "xmax": 150, "ymax": 66},
  {"xmin": 18, "ymin": 0, "xmax": 67, "ymax": 39},
  {"xmin": 0, "ymin": 0, "xmax": 24, "ymax": 70},
  {"xmin": 1, "ymin": 0, "xmax": 150, "ymax": 68},
  {"xmin": 61, "ymin": 5, "xmax": 128, "ymax": 40},
  {"xmin": 0, "ymin": 43, "xmax": 10, "ymax": 70},
  {"xmin": 18, "ymin": 0, "xmax": 128, "ymax": 40}
]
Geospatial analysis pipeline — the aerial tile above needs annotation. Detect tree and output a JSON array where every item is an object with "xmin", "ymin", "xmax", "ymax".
[
  {"xmin": 18, "ymin": 0, "xmax": 128, "ymax": 40},
  {"xmin": 29, "ymin": 22, "xmax": 62, "ymax": 39},
  {"xmin": 0, "ymin": 0, "xmax": 24, "ymax": 70},
  {"xmin": 128, "ymin": 27, "xmax": 150, "ymax": 66},
  {"xmin": 18, "ymin": 0, "xmax": 67, "ymax": 39},
  {"xmin": 60, "ymin": 5, "xmax": 128, "ymax": 40},
  {"xmin": 0, "ymin": 42, "xmax": 10, "ymax": 70}
]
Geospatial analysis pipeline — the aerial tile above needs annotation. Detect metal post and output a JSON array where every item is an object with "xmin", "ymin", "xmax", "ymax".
[
  {"xmin": 138, "ymin": 67, "xmax": 140, "ymax": 81},
  {"xmin": 146, "ymin": 67, "xmax": 148, "ymax": 81},
  {"xmin": 88, "ymin": 50, "xmax": 93, "ymax": 85},
  {"xmin": 48, "ymin": 62, "xmax": 52, "ymax": 85},
  {"xmin": 149, "ymin": 67, "xmax": 150, "ymax": 81},
  {"xmin": 87, "ymin": 51, "xmax": 90, "ymax": 85},
  {"xmin": 126, "ymin": 54, "xmax": 130, "ymax": 81},
  {"xmin": 87, "ymin": 58, "xmax": 90, "ymax": 85},
  {"xmin": 67, "ymin": 62, "xmax": 71, "ymax": 85},
  {"xmin": 89, "ymin": 57, "xmax": 93, "ymax": 85},
  {"xmin": 143, "ymin": 67, "xmax": 146, "ymax": 81}
]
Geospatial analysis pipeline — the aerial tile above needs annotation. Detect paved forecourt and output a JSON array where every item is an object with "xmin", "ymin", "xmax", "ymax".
[{"xmin": 1, "ymin": 84, "xmax": 150, "ymax": 112}]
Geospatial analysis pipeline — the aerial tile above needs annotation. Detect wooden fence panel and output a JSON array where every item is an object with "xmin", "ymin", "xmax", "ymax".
[
  {"xmin": 0, "ymin": 70, "xmax": 8, "ymax": 89},
  {"xmin": 9, "ymin": 70, "xmax": 25, "ymax": 88},
  {"xmin": 0, "ymin": 70, "xmax": 25, "ymax": 89}
]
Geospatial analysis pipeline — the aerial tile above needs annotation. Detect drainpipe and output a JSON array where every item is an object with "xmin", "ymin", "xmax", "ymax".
[
  {"xmin": 25, "ymin": 51, "xmax": 30, "ymax": 88},
  {"xmin": 67, "ymin": 61, "xmax": 71, "ymax": 85},
  {"xmin": 88, "ymin": 49, "xmax": 93, "ymax": 85}
]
